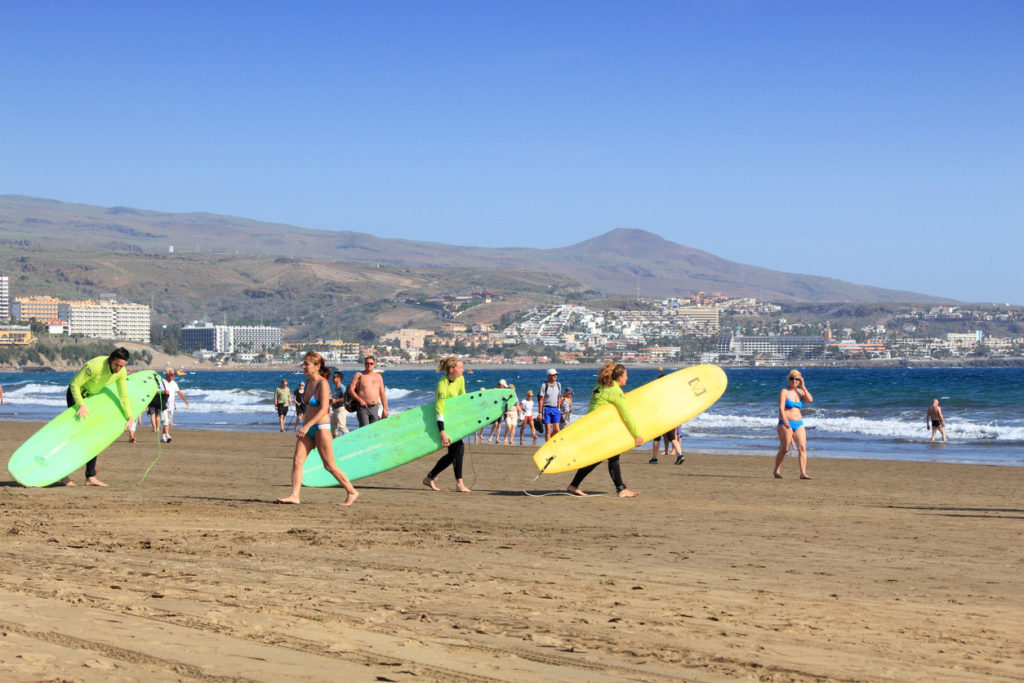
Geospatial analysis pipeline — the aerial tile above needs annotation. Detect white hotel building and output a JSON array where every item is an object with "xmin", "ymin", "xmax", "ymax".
[{"xmin": 57, "ymin": 300, "xmax": 151, "ymax": 343}]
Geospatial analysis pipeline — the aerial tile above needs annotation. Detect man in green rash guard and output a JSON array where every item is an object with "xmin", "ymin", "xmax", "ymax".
[{"xmin": 64, "ymin": 347, "xmax": 133, "ymax": 487}]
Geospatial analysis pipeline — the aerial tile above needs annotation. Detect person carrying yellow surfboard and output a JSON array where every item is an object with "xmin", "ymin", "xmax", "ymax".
[
  {"xmin": 64, "ymin": 347, "xmax": 133, "ymax": 487},
  {"xmin": 566, "ymin": 362, "xmax": 644, "ymax": 498}
]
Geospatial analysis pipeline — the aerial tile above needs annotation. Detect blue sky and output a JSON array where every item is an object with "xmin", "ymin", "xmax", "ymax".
[{"xmin": 2, "ymin": 1, "xmax": 1021, "ymax": 303}]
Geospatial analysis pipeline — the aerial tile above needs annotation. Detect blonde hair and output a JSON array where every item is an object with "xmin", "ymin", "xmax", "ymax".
[
  {"xmin": 437, "ymin": 356, "xmax": 461, "ymax": 374},
  {"xmin": 788, "ymin": 369, "xmax": 802, "ymax": 381},
  {"xmin": 597, "ymin": 361, "xmax": 627, "ymax": 387}
]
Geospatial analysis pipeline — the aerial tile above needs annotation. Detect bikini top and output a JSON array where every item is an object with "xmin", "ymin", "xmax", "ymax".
[
  {"xmin": 306, "ymin": 379, "xmax": 324, "ymax": 407},
  {"xmin": 784, "ymin": 391, "xmax": 803, "ymax": 410}
]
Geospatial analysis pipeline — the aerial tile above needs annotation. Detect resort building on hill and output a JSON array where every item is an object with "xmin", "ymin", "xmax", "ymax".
[
  {"xmin": 0, "ymin": 274, "xmax": 9, "ymax": 320},
  {"xmin": 11, "ymin": 296, "xmax": 62, "ymax": 321},
  {"xmin": 57, "ymin": 300, "xmax": 151, "ymax": 343},
  {"xmin": 180, "ymin": 321, "xmax": 282, "ymax": 353}
]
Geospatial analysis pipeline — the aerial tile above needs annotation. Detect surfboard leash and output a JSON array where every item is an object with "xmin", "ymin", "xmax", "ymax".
[{"xmin": 113, "ymin": 431, "xmax": 164, "ymax": 488}]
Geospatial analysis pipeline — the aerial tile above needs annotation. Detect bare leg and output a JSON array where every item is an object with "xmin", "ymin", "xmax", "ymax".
[
  {"xmin": 773, "ymin": 424, "xmax": 791, "ymax": 478},
  {"xmin": 315, "ymin": 431, "xmax": 358, "ymax": 505},
  {"xmin": 793, "ymin": 427, "xmax": 812, "ymax": 479},
  {"xmin": 276, "ymin": 435, "xmax": 312, "ymax": 503}
]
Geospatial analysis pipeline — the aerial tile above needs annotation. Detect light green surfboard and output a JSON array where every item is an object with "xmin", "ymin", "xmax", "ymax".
[
  {"xmin": 7, "ymin": 370, "xmax": 161, "ymax": 487},
  {"xmin": 302, "ymin": 388, "xmax": 516, "ymax": 486}
]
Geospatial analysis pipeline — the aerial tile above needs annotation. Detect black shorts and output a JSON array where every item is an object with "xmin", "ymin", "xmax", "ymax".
[
  {"xmin": 277, "ymin": 404, "xmax": 289, "ymax": 417},
  {"xmin": 931, "ymin": 419, "xmax": 942, "ymax": 428}
]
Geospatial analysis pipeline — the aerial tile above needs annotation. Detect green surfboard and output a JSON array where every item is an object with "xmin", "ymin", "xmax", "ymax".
[
  {"xmin": 302, "ymin": 388, "xmax": 515, "ymax": 486},
  {"xmin": 7, "ymin": 370, "xmax": 161, "ymax": 487}
]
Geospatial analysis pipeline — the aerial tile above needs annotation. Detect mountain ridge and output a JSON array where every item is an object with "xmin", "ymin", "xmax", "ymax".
[{"xmin": 0, "ymin": 194, "xmax": 955, "ymax": 303}]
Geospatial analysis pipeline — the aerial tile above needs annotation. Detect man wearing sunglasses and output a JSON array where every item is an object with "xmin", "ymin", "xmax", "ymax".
[{"xmin": 347, "ymin": 355, "xmax": 389, "ymax": 427}]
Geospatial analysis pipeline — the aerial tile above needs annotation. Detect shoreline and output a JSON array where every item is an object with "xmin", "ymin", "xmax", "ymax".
[
  {"xmin": 1, "ymin": 421, "xmax": 1020, "ymax": 680},
  {"xmin": 5, "ymin": 357, "xmax": 1023, "ymax": 373}
]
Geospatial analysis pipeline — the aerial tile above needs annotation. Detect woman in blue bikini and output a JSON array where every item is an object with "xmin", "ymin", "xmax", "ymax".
[
  {"xmin": 276, "ymin": 351, "xmax": 359, "ymax": 505},
  {"xmin": 773, "ymin": 369, "xmax": 813, "ymax": 480}
]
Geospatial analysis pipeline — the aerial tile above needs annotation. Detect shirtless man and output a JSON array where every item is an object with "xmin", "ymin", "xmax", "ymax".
[
  {"xmin": 348, "ymin": 356, "xmax": 389, "ymax": 427},
  {"xmin": 926, "ymin": 399, "xmax": 947, "ymax": 442}
]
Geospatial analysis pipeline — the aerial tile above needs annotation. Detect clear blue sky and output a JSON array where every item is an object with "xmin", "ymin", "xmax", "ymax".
[{"xmin": 2, "ymin": 1, "xmax": 1021, "ymax": 303}]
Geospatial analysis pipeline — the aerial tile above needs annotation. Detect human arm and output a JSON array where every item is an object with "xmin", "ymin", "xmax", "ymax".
[
  {"xmin": 779, "ymin": 389, "xmax": 789, "ymax": 423},
  {"xmin": 604, "ymin": 387, "xmax": 643, "ymax": 446},
  {"xmin": 177, "ymin": 390, "xmax": 189, "ymax": 407},
  {"xmin": 297, "ymin": 381, "xmax": 330, "ymax": 438},
  {"xmin": 794, "ymin": 378, "xmax": 812, "ymax": 404},
  {"xmin": 347, "ymin": 373, "xmax": 364, "ymax": 406},
  {"xmin": 379, "ymin": 381, "xmax": 389, "ymax": 418}
]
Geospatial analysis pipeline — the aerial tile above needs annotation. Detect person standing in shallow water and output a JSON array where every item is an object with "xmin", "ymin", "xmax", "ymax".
[
  {"xmin": 926, "ymin": 399, "xmax": 947, "ymax": 442},
  {"xmin": 566, "ymin": 362, "xmax": 643, "ymax": 498},
  {"xmin": 423, "ymin": 357, "xmax": 472, "ymax": 493},
  {"xmin": 773, "ymin": 369, "xmax": 813, "ymax": 480},
  {"xmin": 276, "ymin": 351, "xmax": 358, "ymax": 506}
]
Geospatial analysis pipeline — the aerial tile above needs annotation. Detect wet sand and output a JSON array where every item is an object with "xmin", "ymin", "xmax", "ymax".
[{"xmin": 1, "ymin": 421, "xmax": 1021, "ymax": 681}]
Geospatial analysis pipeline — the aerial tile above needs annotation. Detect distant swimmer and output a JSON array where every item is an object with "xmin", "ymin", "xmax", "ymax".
[
  {"xmin": 348, "ymin": 355, "xmax": 389, "ymax": 427},
  {"xmin": 423, "ymin": 357, "xmax": 472, "ymax": 493},
  {"xmin": 276, "ymin": 351, "xmax": 358, "ymax": 506},
  {"xmin": 773, "ymin": 369, "xmax": 813, "ymax": 480},
  {"xmin": 64, "ymin": 347, "xmax": 134, "ymax": 487},
  {"xmin": 926, "ymin": 399, "xmax": 947, "ymax": 442},
  {"xmin": 566, "ymin": 362, "xmax": 643, "ymax": 498}
]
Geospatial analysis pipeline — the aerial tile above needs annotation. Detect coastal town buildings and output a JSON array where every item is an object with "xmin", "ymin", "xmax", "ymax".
[{"xmin": 11, "ymin": 296, "xmax": 61, "ymax": 321}]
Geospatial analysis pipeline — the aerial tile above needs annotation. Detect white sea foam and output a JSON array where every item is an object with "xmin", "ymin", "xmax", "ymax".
[{"xmin": 686, "ymin": 412, "xmax": 1024, "ymax": 442}]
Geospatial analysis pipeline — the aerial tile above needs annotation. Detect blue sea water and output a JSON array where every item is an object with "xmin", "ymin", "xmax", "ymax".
[{"xmin": 2, "ymin": 366, "xmax": 1022, "ymax": 467}]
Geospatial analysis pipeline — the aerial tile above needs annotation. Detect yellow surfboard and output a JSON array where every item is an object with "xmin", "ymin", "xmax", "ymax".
[{"xmin": 532, "ymin": 364, "xmax": 727, "ymax": 474}]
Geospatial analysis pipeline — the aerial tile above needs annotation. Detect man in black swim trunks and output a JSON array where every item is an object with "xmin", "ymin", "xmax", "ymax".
[{"xmin": 926, "ymin": 399, "xmax": 947, "ymax": 442}]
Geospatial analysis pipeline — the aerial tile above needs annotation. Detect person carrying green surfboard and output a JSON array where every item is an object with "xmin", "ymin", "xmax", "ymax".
[{"xmin": 64, "ymin": 347, "xmax": 133, "ymax": 487}]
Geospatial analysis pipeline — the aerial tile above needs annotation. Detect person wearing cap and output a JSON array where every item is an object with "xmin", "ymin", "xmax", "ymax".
[
  {"xmin": 158, "ymin": 369, "xmax": 189, "ymax": 443},
  {"xmin": 538, "ymin": 369, "xmax": 563, "ymax": 441},
  {"xmin": 774, "ymin": 369, "xmax": 813, "ymax": 479},
  {"xmin": 292, "ymin": 381, "xmax": 307, "ymax": 430},
  {"xmin": 558, "ymin": 387, "xmax": 573, "ymax": 430}
]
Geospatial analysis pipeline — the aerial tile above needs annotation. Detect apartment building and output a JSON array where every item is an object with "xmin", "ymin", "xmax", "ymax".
[
  {"xmin": 11, "ymin": 296, "xmax": 62, "ymax": 321},
  {"xmin": 0, "ymin": 274, "xmax": 8, "ymax": 320},
  {"xmin": 180, "ymin": 321, "xmax": 281, "ymax": 353},
  {"xmin": 57, "ymin": 300, "xmax": 151, "ymax": 343}
]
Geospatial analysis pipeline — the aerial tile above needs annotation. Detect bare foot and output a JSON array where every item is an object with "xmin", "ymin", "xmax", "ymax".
[
  {"xmin": 422, "ymin": 476, "xmax": 440, "ymax": 491},
  {"xmin": 64, "ymin": 478, "xmax": 76, "ymax": 487},
  {"xmin": 341, "ymin": 490, "xmax": 359, "ymax": 506},
  {"xmin": 85, "ymin": 477, "xmax": 108, "ymax": 487},
  {"xmin": 566, "ymin": 486, "xmax": 588, "ymax": 497},
  {"xmin": 800, "ymin": 475, "xmax": 813, "ymax": 480},
  {"xmin": 773, "ymin": 472, "xmax": 783, "ymax": 479},
  {"xmin": 128, "ymin": 435, "xmax": 136, "ymax": 443},
  {"xmin": 275, "ymin": 496, "xmax": 301, "ymax": 504},
  {"xmin": 617, "ymin": 489, "xmax": 639, "ymax": 498}
]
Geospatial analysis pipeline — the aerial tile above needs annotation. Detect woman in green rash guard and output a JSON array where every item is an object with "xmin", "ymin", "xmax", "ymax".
[
  {"xmin": 64, "ymin": 347, "xmax": 133, "ymax": 486},
  {"xmin": 566, "ymin": 362, "xmax": 643, "ymax": 498},
  {"xmin": 422, "ymin": 356, "xmax": 472, "ymax": 493}
]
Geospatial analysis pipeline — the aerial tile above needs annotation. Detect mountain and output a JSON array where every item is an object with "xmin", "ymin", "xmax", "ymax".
[{"xmin": 0, "ymin": 194, "xmax": 951, "ymax": 303}]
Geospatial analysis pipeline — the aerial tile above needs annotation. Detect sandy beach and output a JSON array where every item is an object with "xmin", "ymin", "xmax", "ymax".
[{"xmin": 0, "ymin": 421, "xmax": 1021, "ymax": 682}]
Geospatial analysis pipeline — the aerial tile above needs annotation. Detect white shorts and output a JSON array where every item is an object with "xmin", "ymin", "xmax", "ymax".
[{"xmin": 160, "ymin": 409, "xmax": 174, "ymax": 425}]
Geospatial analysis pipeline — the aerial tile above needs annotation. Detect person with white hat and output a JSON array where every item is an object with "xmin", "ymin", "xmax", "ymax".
[{"xmin": 538, "ymin": 369, "xmax": 563, "ymax": 442}]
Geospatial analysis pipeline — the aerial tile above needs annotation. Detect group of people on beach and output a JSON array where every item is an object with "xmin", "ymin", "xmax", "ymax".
[{"xmin": 29, "ymin": 347, "xmax": 954, "ymax": 493}]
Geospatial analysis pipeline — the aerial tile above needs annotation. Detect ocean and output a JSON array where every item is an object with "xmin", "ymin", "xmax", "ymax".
[{"xmin": 2, "ymin": 366, "xmax": 1022, "ymax": 467}]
